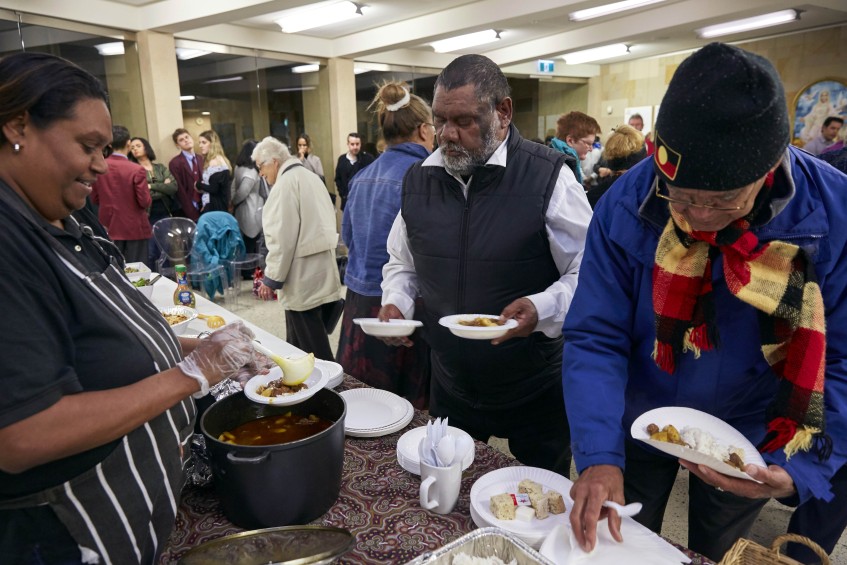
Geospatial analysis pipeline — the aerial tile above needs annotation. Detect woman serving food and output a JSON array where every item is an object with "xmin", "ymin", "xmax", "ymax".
[{"xmin": 0, "ymin": 52, "xmax": 255, "ymax": 564}]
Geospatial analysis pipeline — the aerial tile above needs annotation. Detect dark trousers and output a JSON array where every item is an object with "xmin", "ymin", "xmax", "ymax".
[
  {"xmin": 115, "ymin": 239, "xmax": 149, "ymax": 266},
  {"xmin": 623, "ymin": 439, "xmax": 768, "ymax": 561},
  {"xmin": 429, "ymin": 375, "xmax": 571, "ymax": 476},
  {"xmin": 786, "ymin": 463, "xmax": 847, "ymax": 564},
  {"xmin": 284, "ymin": 304, "xmax": 335, "ymax": 362}
]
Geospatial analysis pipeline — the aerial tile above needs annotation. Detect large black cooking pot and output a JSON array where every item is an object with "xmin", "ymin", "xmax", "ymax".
[{"xmin": 200, "ymin": 388, "xmax": 346, "ymax": 529}]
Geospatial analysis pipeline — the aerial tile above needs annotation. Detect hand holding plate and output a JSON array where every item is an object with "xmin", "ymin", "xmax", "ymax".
[
  {"xmin": 680, "ymin": 460, "xmax": 796, "ymax": 499},
  {"xmin": 491, "ymin": 297, "xmax": 537, "ymax": 345},
  {"xmin": 376, "ymin": 304, "xmax": 414, "ymax": 347}
]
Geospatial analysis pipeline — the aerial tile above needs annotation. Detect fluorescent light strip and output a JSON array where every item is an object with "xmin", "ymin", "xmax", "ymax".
[
  {"xmin": 276, "ymin": 1, "xmax": 364, "ymax": 34},
  {"xmin": 291, "ymin": 64, "xmax": 320, "ymax": 74},
  {"xmin": 430, "ymin": 30, "xmax": 501, "ymax": 53},
  {"xmin": 569, "ymin": 0, "xmax": 666, "ymax": 22},
  {"xmin": 180, "ymin": 95, "xmax": 196, "ymax": 101},
  {"xmin": 562, "ymin": 43, "xmax": 630, "ymax": 65},
  {"xmin": 201, "ymin": 111, "xmax": 211, "ymax": 115},
  {"xmin": 95, "ymin": 42, "xmax": 124, "ymax": 56},
  {"xmin": 696, "ymin": 9, "xmax": 799, "ymax": 39}
]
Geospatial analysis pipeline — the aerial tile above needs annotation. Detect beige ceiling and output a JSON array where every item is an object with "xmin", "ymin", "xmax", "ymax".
[{"xmin": 4, "ymin": 0, "xmax": 847, "ymax": 77}]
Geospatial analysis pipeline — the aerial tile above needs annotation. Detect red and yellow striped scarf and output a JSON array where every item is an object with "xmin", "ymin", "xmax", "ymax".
[{"xmin": 652, "ymin": 193, "xmax": 829, "ymax": 461}]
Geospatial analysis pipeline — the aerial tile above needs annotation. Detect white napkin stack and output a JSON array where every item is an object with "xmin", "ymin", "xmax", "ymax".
[{"xmin": 540, "ymin": 518, "xmax": 692, "ymax": 565}]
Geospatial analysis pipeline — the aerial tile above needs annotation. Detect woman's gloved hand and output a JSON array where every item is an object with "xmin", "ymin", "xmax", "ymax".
[
  {"xmin": 231, "ymin": 352, "xmax": 276, "ymax": 388},
  {"xmin": 177, "ymin": 321, "xmax": 255, "ymax": 396}
]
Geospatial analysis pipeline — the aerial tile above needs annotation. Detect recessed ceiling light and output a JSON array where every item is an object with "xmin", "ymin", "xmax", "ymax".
[
  {"xmin": 696, "ymin": 9, "xmax": 800, "ymax": 39},
  {"xmin": 95, "ymin": 42, "xmax": 124, "ymax": 56},
  {"xmin": 291, "ymin": 64, "xmax": 320, "ymax": 74},
  {"xmin": 562, "ymin": 43, "xmax": 630, "ymax": 65},
  {"xmin": 176, "ymin": 48, "xmax": 210, "ymax": 60},
  {"xmin": 275, "ymin": 1, "xmax": 365, "ymax": 34},
  {"xmin": 430, "ymin": 30, "xmax": 502, "ymax": 53}
]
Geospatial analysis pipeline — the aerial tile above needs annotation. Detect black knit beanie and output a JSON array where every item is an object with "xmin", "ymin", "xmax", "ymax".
[{"xmin": 653, "ymin": 42, "xmax": 789, "ymax": 190}]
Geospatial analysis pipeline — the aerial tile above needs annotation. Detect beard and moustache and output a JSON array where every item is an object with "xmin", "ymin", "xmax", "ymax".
[{"xmin": 441, "ymin": 112, "xmax": 503, "ymax": 178}]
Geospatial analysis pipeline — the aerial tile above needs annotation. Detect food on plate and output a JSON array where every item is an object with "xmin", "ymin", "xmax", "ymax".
[
  {"xmin": 452, "ymin": 554, "xmax": 516, "ymax": 565},
  {"xmin": 218, "ymin": 412, "xmax": 332, "ymax": 446},
  {"xmin": 515, "ymin": 505, "xmax": 535, "ymax": 522},
  {"xmin": 490, "ymin": 493, "xmax": 517, "ymax": 520},
  {"xmin": 529, "ymin": 492, "xmax": 548, "ymax": 519},
  {"xmin": 518, "ymin": 478, "xmax": 543, "ymax": 497},
  {"xmin": 547, "ymin": 491, "xmax": 566, "ymax": 514},
  {"xmin": 458, "ymin": 316, "xmax": 504, "ymax": 327},
  {"xmin": 489, "ymin": 481, "xmax": 566, "ymax": 521},
  {"xmin": 256, "ymin": 378, "xmax": 308, "ymax": 397},
  {"xmin": 163, "ymin": 312, "xmax": 189, "ymax": 325},
  {"xmin": 647, "ymin": 422, "xmax": 746, "ymax": 470},
  {"xmin": 647, "ymin": 423, "xmax": 685, "ymax": 445},
  {"xmin": 132, "ymin": 278, "xmax": 150, "ymax": 287}
]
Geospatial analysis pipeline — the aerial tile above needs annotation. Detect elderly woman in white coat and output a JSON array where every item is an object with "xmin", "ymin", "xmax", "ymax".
[
  {"xmin": 230, "ymin": 139, "xmax": 265, "ymax": 276},
  {"xmin": 253, "ymin": 136, "xmax": 341, "ymax": 360}
]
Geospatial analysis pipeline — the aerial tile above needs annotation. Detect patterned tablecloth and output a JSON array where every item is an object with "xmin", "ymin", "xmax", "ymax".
[{"xmin": 160, "ymin": 376, "xmax": 715, "ymax": 564}]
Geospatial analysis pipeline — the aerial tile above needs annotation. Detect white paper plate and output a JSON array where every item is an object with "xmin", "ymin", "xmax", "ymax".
[
  {"xmin": 316, "ymin": 360, "xmax": 344, "ymax": 388},
  {"xmin": 244, "ymin": 365, "xmax": 328, "ymax": 406},
  {"xmin": 396, "ymin": 425, "xmax": 475, "ymax": 475},
  {"xmin": 470, "ymin": 466, "xmax": 573, "ymax": 547},
  {"xmin": 339, "ymin": 389, "xmax": 415, "ymax": 437},
  {"xmin": 353, "ymin": 318, "xmax": 423, "ymax": 337},
  {"xmin": 631, "ymin": 406, "xmax": 766, "ymax": 482},
  {"xmin": 438, "ymin": 314, "xmax": 518, "ymax": 340}
]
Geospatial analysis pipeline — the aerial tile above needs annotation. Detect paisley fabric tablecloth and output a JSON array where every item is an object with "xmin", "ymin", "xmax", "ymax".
[{"xmin": 160, "ymin": 376, "xmax": 715, "ymax": 564}]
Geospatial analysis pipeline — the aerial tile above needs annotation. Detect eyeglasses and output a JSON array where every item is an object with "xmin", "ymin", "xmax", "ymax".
[
  {"xmin": 574, "ymin": 136, "xmax": 595, "ymax": 147},
  {"xmin": 654, "ymin": 180, "xmax": 756, "ymax": 211}
]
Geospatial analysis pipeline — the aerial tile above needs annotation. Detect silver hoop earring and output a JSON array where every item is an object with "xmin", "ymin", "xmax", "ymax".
[{"xmin": 13, "ymin": 143, "xmax": 20, "ymax": 153}]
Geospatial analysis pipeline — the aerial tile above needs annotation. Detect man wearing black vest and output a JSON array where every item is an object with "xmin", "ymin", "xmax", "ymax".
[{"xmin": 378, "ymin": 54, "xmax": 592, "ymax": 474}]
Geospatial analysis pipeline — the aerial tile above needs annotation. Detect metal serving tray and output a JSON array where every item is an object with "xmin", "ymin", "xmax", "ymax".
[{"xmin": 403, "ymin": 527, "xmax": 556, "ymax": 565}]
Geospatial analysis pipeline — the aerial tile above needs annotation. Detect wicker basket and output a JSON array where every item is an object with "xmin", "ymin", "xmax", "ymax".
[{"xmin": 718, "ymin": 534, "xmax": 829, "ymax": 565}]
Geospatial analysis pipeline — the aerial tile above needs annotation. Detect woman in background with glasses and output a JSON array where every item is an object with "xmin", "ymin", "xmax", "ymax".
[{"xmin": 335, "ymin": 81, "xmax": 435, "ymax": 409}]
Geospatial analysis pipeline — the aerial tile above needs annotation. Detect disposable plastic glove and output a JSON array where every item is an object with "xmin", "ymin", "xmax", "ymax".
[
  {"xmin": 231, "ymin": 351, "xmax": 276, "ymax": 388},
  {"xmin": 177, "ymin": 321, "xmax": 255, "ymax": 397}
]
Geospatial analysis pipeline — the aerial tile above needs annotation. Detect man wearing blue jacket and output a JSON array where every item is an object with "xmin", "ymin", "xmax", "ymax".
[{"xmin": 563, "ymin": 42, "xmax": 847, "ymax": 562}]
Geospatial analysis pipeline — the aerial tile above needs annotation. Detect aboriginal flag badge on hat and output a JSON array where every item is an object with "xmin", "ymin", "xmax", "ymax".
[{"xmin": 654, "ymin": 132, "xmax": 681, "ymax": 182}]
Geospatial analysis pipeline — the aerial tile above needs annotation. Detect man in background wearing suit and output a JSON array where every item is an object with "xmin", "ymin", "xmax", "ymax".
[
  {"xmin": 168, "ymin": 128, "xmax": 203, "ymax": 221},
  {"xmin": 90, "ymin": 125, "xmax": 151, "ymax": 264}
]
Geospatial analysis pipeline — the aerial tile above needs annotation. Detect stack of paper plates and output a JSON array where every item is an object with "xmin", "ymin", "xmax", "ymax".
[
  {"xmin": 339, "ymin": 389, "xmax": 414, "ymax": 438},
  {"xmin": 316, "ymin": 359, "xmax": 344, "ymax": 389},
  {"xmin": 395, "ymin": 425, "xmax": 475, "ymax": 475}
]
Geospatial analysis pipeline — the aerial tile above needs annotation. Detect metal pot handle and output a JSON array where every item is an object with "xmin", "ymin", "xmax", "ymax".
[{"xmin": 226, "ymin": 451, "xmax": 270, "ymax": 464}]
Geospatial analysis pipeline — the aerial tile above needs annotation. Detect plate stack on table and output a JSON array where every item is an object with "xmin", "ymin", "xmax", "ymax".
[
  {"xmin": 339, "ymin": 388, "xmax": 414, "ymax": 437},
  {"xmin": 316, "ymin": 359, "xmax": 344, "ymax": 389}
]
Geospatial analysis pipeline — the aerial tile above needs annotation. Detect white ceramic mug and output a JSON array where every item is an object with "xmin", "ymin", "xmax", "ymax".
[{"xmin": 419, "ymin": 460, "xmax": 461, "ymax": 514}]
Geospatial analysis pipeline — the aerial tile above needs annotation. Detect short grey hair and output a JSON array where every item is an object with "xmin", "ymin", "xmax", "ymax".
[{"xmin": 251, "ymin": 136, "xmax": 290, "ymax": 166}]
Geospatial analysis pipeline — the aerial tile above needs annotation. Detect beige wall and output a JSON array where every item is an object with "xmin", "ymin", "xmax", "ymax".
[
  {"xmin": 538, "ymin": 82, "xmax": 590, "ymax": 139},
  {"xmin": 136, "ymin": 31, "xmax": 183, "ymax": 161},
  {"xmin": 587, "ymin": 26, "xmax": 847, "ymax": 139}
]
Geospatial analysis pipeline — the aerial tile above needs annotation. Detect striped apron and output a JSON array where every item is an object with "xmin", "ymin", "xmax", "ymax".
[{"xmin": 0, "ymin": 189, "xmax": 196, "ymax": 564}]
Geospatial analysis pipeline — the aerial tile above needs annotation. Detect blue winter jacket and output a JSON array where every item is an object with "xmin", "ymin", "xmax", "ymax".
[
  {"xmin": 342, "ymin": 142, "xmax": 430, "ymax": 296},
  {"xmin": 563, "ymin": 146, "xmax": 847, "ymax": 503}
]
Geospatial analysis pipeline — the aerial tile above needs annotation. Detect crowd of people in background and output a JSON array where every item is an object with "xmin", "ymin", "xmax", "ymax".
[{"xmin": 4, "ymin": 41, "xmax": 847, "ymax": 565}]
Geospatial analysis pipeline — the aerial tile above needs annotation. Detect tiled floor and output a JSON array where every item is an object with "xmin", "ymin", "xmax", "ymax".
[{"xmin": 224, "ymin": 287, "xmax": 845, "ymax": 564}]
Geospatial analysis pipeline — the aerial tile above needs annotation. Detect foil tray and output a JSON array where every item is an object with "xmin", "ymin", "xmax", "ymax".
[{"xmin": 403, "ymin": 527, "xmax": 556, "ymax": 565}]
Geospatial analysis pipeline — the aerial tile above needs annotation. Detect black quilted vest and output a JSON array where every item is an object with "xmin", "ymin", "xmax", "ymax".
[{"xmin": 402, "ymin": 125, "xmax": 566, "ymax": 408}]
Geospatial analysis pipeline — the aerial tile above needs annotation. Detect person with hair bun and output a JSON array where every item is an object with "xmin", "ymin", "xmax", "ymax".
[
  {"xmin": 336, "ymin": 81, "xmax": 435, "ymax": 408},
  {"xmin": 586, "ymin": 125, "xmax": 647, "ymax": 208}
]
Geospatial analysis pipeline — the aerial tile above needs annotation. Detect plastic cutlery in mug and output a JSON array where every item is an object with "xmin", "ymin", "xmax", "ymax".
[{"xmin": 436, "ymin": 434, "xmax": 456, "ymax": 467}]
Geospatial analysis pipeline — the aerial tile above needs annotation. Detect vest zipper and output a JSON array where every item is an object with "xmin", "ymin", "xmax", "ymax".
[{"xmin": 458, "ymin": 189, "xmax": 472, "ymax": 312}]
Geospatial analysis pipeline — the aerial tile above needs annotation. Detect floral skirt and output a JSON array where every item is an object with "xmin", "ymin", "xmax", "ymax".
[{"xmin": 336, "ymin": 289, "xmax": 431, "ymax": 409}]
